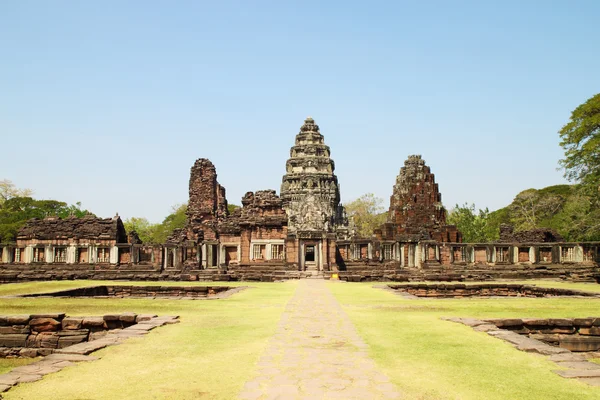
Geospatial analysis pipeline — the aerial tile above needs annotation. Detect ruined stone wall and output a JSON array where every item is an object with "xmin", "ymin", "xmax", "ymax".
[
  {"xmin": 185, "ymin": 159, "xmax": 228, "ymax": 242},
  {"xmin": 0, "ymin": 313, "xmax": 148, "ymax": 358}
]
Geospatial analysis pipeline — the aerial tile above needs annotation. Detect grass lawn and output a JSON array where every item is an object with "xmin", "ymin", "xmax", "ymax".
[
  {"xmin": 328, "ymin": 281, "xmax": 600, "ymax": 400},
  {"xmin": 0, "ymin": 280, "xmax": 296, "ymax": 400},
  {"xmin": 0, "ymin": 279, "xmax": 599, "ymax": 399}
]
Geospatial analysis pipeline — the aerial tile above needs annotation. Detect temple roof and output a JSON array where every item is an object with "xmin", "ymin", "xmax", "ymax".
[{"xmin": 17, "ymin": 215, "xmax": 127, "ymax": 242}]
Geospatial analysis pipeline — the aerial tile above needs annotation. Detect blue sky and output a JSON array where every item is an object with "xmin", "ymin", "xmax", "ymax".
[{"xmin": 1, "ymin": 1, "xmax": 598, "ymax": 222}]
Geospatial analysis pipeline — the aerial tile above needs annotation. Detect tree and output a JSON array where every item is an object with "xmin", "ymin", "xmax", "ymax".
[
  {"xmin": 447, "ymin": 203, "xmax": 497, "ymax": 242},
  {"xmin": 508, "ymin": 189, "xmax": 564, "ymax": 231},
  {"xmin": 227, "ymin": 204, "xmax": 240, "ymax": 214},
  {"xmin": 559, "ymin": 93, "xmax": 600, "ymax": 191},
  {"xmin": 0, "ymin": 197, "xmax": 92, "ymax": 242},
  {"xmin": 0, "ymin": 180, "xmax": 33, "ymax": 206},
  {"xmin": 344, "ymin": 194, "xmax": 387, "ymax": 237},
  {"xmin": 123, "ymin": 217, "xmax": 155, "ymax": 243}
]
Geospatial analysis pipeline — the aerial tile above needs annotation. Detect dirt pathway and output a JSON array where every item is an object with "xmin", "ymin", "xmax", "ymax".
[{"xmin": 239, "ymin": 280, "xmax": 401, "ymax": 399}]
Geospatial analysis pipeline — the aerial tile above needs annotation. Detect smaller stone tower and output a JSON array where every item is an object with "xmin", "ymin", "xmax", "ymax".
[{"xmin": 381, "ymin": 155, "xmax": 460, "ymax": 242}]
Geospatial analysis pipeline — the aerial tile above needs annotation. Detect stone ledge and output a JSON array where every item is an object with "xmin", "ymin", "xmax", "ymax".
[{"xmin": 445, "ymin": 316, "xmax": 600, "ymax": 386}]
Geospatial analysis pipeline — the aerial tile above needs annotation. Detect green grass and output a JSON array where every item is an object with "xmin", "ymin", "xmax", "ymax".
[
  {"xmin": 328, "ymin": 281, "xmax": 600, "ymax": 400},
  {"xmin": 0, "ymin": 280, "xmax": 297, "ymax": 400},
  {"xmin": 0, "ymin": 279, "xmax": 599, "ymax": 399}
]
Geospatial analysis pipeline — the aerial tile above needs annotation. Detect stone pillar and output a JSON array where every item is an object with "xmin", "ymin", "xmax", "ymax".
[
  {"xmin": 318, "ymin": 241, "xmax": 323, "ymax": 270},
  {"xmin": 23, "ymin": 246, "xmax": 31, "ymax": 264},
  {"xmin": 67, "ymin": 245, "xmax": 76, "ymax": 264},
  {"xmin": 300, "ymin": 242, "xmax": 305, "ymax": 270},
  {"xmin": 575, "ymin": 245, "xmax": 584, "ymax": 262},
  {"xmin": 89, "ymin": 245, "xmax": 96, "ymax": 264},
  {"xmin": 201, "ymin": 244, "xmax": 207, "ymax": 268},
  {"xmin": 367, "ymin": 242, "xmax": 373, "ymax": 260},
  {"xmin": 45, "ymin": 246, "xmax": 53, "ymax": 264},
  {"xmin": 529, "ymin": 246, "xmax": 536, "ymax": 263},
  {"xmin": 512, "ymin": 246, "xmax": 519, "ymax": 264},
  {"xmin": 399, "ymin": 244, "xmax": 405, "ymax": 267},
  {"xmin": 109, "ymin": 246, "xmax": 118, "ymax": 264}
]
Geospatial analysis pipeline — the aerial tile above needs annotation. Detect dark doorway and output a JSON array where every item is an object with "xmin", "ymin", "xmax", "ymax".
[{"xmin": 305, "ymin": 245, "xmax": 315, "ymax": 262}]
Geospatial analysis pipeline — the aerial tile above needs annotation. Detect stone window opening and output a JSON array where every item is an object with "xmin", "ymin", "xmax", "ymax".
[
  {"xmin": 33, "ymin": 247, "xmax": 44, "ymax": 263},
  {"xmin": 382, "ymin": 244, "xmax": 393, "ymax": 260},
  {"xmin": 496, "ymin": 247, "xmax": 509, "ymax": 263},
  {"xmin": 252, "ymin": 244, "xmax": 266, "ymax": 260},
  {"xmin": 539, "ymin": 247, "xmax": 553, "ymax": 263},
  {"xmin": 561, "ymin": 247, "xmax": 575, "ymax": 262},
  {"xmin": 54, "ymin": 247, "xmax": 67, "ymax": 263},
  {"xmin": 271, "ymin": 244, "xmax": 285, "ymax": 260},
  {"xmin": 97, "ymin": 248, "xmax": 110, "ymax": 263}
]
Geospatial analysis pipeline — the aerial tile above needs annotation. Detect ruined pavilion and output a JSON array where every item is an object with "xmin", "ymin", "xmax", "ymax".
[{"xmin": 0, "ymin": 118, "xmax": 598, "ymax": 283}]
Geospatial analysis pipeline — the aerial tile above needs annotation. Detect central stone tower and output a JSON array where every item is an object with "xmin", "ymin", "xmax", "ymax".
[
  {"xmin": 280, "ymin": 117, "xmax": 349, "ymax": 272},
  {"xmin": 280, "ymin": 117, "xmax": 347, "ymax": 236}
]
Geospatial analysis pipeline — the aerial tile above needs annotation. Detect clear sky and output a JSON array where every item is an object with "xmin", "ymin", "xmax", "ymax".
[{"xmin": 1, "ymin": 1, "xmax": 599, "ymax": 222}]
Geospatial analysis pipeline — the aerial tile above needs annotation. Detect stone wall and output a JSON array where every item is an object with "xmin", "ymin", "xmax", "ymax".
[
  {"xmin": 22, "ymin": 285, "xmax": 233, "ymax": 298},
  {"xmin": 484, "ymin": 318, "xmax": 600, "ymax": 352},
  {"xmin": 387, "ymin": 283, "xmax": 600, "ymax": 298},
  {"xmin": 0, "ymin": 313, "xmax": 151, "ymax": 357}
]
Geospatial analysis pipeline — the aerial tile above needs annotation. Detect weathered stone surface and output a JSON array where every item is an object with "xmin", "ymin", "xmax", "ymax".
[
  {"xmin": 559, "ymin": 336, "xmax": 600, "ymax": 352},
  {"xmin": 119, "ymin": 313, "xmax": 137, "ymax": 323},
  {"xmin": 0, "ymin": 334, "xmax": 28, "ymax": 347},
  {"xmin": 17, "ymin": 215, "xmax": 127, "ymax": 243},
  {"xmin": 81, "ymin": 317, "xmax": 105, "ymax": 328},
  {"xmin": 580, "ymin": 327, "xmax": 600, "ymax": 336},
  {"xmin": 554, "ymin": 369, "xmax": 600, "ymax": 378},
  {"xmin": 62, "ymin": 317, "xmax": 83, "ymax": 330},
  {"xmin": 30, "ymin": 318, "xmax": 61, "ymax": 332},
  {"xmin": 58, "ymin": 335, "xmax": 88, "ymax": 348},
  {"xmin": 379, "ymin": 155, "xmax": 460, "ymax": 242},
  {"xmin": 498, "ymin": 224, "xmax": 564, "ymax": 243},
  {"xmin": 6, "ymin": 315, "xmax": 30, "ymax": 325},
  {"xmin": 555, "ymin": 361, "xmax": 600, "ymax": 370},
  {"xmin": 0, "ymin": 325, "xmax": 30, "ymax": 334}
]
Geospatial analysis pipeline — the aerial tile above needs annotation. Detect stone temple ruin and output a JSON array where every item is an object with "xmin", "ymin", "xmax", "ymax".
[{"xmin": 0, "ymin": 117, "xmax": 599, "ymax": 282}]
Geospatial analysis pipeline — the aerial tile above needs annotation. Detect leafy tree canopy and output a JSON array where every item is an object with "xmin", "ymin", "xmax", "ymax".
[
  {"xmin": 0, "ymin": 197, "xmax": 93, "ymax": 242},
  {"xmin": 0, "ymin": 180, "xmax": 33, "ymax": 205},
  {"xmin": 124, "ymin": 204, "xmax": 187, "ymax": 244},
  {"xmin": 344, "ymin": 193, "xmax": 387, "ymax": 238},
  {"xmin": 559, "ymin": 93, "xmax": 600, "ymax": 191}
]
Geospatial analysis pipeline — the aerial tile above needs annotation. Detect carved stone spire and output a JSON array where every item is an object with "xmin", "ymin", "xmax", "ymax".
[
  {"xmin": 384, "ymin": 155, "xmax": 460, "ymax": 242},
  {"xmin": 280, "ymin": 117, "xmax": 347, "ymax": 235}
]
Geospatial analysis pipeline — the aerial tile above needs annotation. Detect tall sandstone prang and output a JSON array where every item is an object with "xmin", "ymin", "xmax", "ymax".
[
  {"xmin": 169, "ymin": 159, "xmax": 229, "ymax": 243},
  {"xmin": 280, "ymin": 117, "xmax": 349, "ymax": 238},
  {"xmin": 380, "ymin": 155, "xmax": 461, "ymax": 242}
]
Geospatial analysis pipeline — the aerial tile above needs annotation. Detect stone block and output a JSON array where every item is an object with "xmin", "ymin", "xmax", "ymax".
[
  {"xmin": 58, "ymin": 335, "xmax": 88, "ymax": 348},
  {"xmin": 119, "ymin": 313, "xmax": 137, "ymax": 323},
  {"xmin": 38, "ymin": 332, "xmax": 60, "ymax": 348},
  {"xmin": 579, "ymin": 327, "xmax": 600, "ymax": 336},
  {"xmin": 30, "ymin": 318, "xmax": 61, "ymax": 332},
  {"xmin": 82, "ymin": 317, "xmax": 106, "ymax": 328},
  {"xmin": 19, "ymin": 348, "xmax": 39, "ymax": 357},
  {"xmin": 57, "ymin": 329, "xmax": 89, "ymax": 337},
  {"xmin": 0, "ymin": 325, "xmax": 30, "ymax": 334},
  {"xmin": 559, "ymin": 336, "xmax": 600, "ymax": 352},
  {"xmin": 136, "ymin": 314, "xmax": 157, "ymax": 323},
  {"xmin": 62, "ymin": 317, "xmax": 83, "ymax": 330},
  {"xmin": 102, "ymin": 314, "xmax": 121, "ymax": 321},
  {"xmin": 0, "ymin": 334, "xmax": 28, "ymax": 347},
  {"xmin": 31, "ymin": 313, "xmax": 65, "ymax": 320},
  {"xmin": 574, "ymin": 318, "xmax": 595, "ymax": 327},
  {"xmin": 486, "ymin": 319, "xmax": 523, "ymax": 328},
  {"xmin": 548, "ymin": 318, "xmax": 573, "ymax": 327},
  {"xmin": 6, "ymin": 315, "xmax": 30, "ymax": 325}
]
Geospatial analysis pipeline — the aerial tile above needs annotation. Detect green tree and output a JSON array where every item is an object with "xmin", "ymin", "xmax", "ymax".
[
  {"xmin": 0, "ymin": 197, "xmax": 92, "ymax": 242},
  {"xmin": 344, "ymin": 194, "xmax": 387, "ymax": 237},
  {"xmin": 227, "ymin": 204, "xmax": 240, "ymax": 214},
  {"xmin": 0, "ymin": 180, "xmax": 33, "ymax": 206},
  {"xmin": 123, "ymin": 217, "xmax": 155, "ymax": 243},
  {"xmin": 149, "ymin": 204, "xmax": 188, "ymax": 244},
  {"xmin": 559, "ymin": 93, "xmax": 600, "ymax": 191},
  {"xmin": 447, "ymin": 203, "xmax": 497, "ymax": 242}
]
